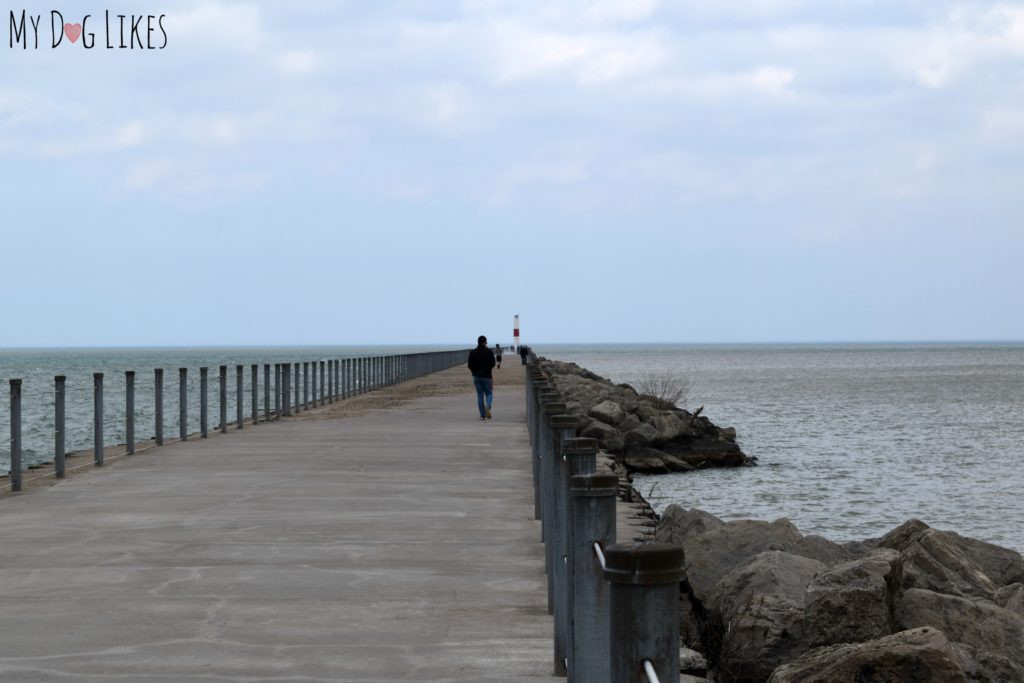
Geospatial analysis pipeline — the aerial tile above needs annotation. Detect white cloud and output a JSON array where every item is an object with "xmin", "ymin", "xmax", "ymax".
[{"xmin": 277, "ymin": 50, "xmax": 318, "ymax": 76}]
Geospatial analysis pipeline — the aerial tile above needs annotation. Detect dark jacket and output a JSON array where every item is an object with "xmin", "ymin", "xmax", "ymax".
[{"xmin": 468, "ymin": 345, "xmax": 496, "ymax": 379}]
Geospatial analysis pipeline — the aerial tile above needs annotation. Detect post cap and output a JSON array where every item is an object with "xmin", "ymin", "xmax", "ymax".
[
  {"xmin": 570, "ymin": 473, "xmax": 619, "ymax": 495},
  {"xmin": 603, "ymin": 542, "xmax": 685, "ymax": 585},
  {"xmin": 562, "ymin": 437, "xmax": 599, "ymax": 456},
  {"xmin": 548, "ymin": 414, "xmax": 578, "ymax": 429},
  {"xmin": 540, "ymin": 402, "xmax": 567, "ymax": 415}
]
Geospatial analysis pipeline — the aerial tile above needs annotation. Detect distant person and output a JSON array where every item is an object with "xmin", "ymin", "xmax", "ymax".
[
  {"xmin": 468, "ymin": 335, "xmax": 496, "ymax": 420},
  {"xmin": 495, "ymin": 344, "xmax": 503, "ymax": 369},
  {"xmin": 520, "ymin": 345, "xmax": 529, "ymax": 365}
]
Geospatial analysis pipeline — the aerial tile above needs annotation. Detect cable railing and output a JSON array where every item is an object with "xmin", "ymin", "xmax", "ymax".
[
  {"xmin": 3, "ymin": 350, "xmax": 468, "ymax": 492},
  {"xmin": 525, "ymin": 353, "xmax": 686, "ymax": 683}
]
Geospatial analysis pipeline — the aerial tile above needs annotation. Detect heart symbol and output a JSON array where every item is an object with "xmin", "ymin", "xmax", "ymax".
[{"xmin": 64, "ymin": 23, "xmax": 82, "ymax": 43}]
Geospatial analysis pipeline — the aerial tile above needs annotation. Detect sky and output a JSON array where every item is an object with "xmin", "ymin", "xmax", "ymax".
[{"xmin": 0, "ymin": 0, "xmax": 1021, "ymax": 346}]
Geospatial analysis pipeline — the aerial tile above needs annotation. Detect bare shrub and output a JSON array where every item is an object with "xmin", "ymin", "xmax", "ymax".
[{"xmin": 634, "ymin": 370, "xmax": 690, "ymax": 409}]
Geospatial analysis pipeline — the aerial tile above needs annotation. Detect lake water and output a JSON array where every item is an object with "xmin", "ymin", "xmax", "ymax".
[{"xmin": 540, "ymin": 343, "xmax": 1024, "ymax": 553}]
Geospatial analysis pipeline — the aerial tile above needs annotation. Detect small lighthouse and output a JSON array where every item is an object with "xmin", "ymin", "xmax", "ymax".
[{"xmin": 513, "ymin": 315, "xmax": 520, "ymax": 350}]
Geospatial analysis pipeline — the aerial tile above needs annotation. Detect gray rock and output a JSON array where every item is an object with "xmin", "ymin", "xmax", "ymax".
[
  {"xmin": 995, "ymin": 583, "xmax": 1024, "ymax": 618},
  {"xmin": 683, "ymin": 518, "xmax": 849, "ymax": 604},
  {"xmin": 953, "ymin": 642, "xmax": 1024, "ymax": 683},
  {"xmin": 886, "ymin": 528, "xmax": 998, "ymax": 599},
  {"xmin": 624, "ymin": 422, "xmax": 659, "ymax": 449},
  {"xmin": 655, "ymin": 506, "xmax": 725, "ymax": 547},
  {"xmin": 768, "ymin": 627, "xmax": 969, "ymax": 683},
  {"xmin": 680, "ymin": 645, "xmax": 708, "ymax": 674},
  {"xmin": 649, "ymin": 413, "xmax": 693, "ymax": 444},
  {"xmin": 711, "ymin": 551, "xmax": 824, "ymax": 683},
  {"xmin": 588, "ymin": 400, "xmax": 625, "ymax": 426},
  {"xmin": 617, "ymin": 413, "xmax": 641, "ymax": 433},
  {"xmin": 895, "ymin": 588, "xmax": 1024, "ymax": 666},
  {"xmin": 580, "ymin": 419, "xmax": 625, "ymax": 452},
  {"xmin": 804, "ymin": 548, "xmax": 901, "ymax": 646}
]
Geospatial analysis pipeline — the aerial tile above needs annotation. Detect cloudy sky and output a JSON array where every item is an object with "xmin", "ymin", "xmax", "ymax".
[{"xmin": 1, "ymin": 0, "xmax": 1021, "ymax": 346}]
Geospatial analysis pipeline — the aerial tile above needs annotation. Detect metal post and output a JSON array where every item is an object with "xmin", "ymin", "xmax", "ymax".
[
  {"xmin": 320, "ymin": 360, "xmax": 326, "ymax": 406},
  {"xmin": 304, "ymin": 361, "xmax": 310, "ymax": 411},
  {"xmin": 569, "ymin": 474, "xmax": 617, "ymax": 683},
  {"xmin": 94, "ymin": 373, "xmax": 105, "ymax": 466},
  {"xmin": 9, "ymin": 379, "xmax": 22, "ymax": 491},
  {"xmin": 540, "ymin": 399, "xmax": 567, "ymax": 614},
  {"xmin": 548, "ymin": 415, "xmax": 580, "ymax": 676},
  {"xmin": 219, "ymin": 365, "xmax": 227, "ymax": 434},
  {"xmin": 264, "ymin": 364, "xmax": 271, "ymax": 421},
  {"xmin": 126, "ymin": 371, "xmax": 135, "ymax": 454},
  {"xmin": 236, "ymin": 365, "xmax": 244, "ymax": 429},
  {"xmin": 155, "ymin": 369, "xmax": 164, "ymax": 446},
  {"xmin": 294, "ymin": 363, "xmax": 300, "ymax": 413},
  {"xmin": 178, "ymin": 368, "xmax": 188, "ymax": 441},
  {"xmin": 54, "ymin": 375, "xmax": 66, "ymax": 479},
  {"xmin": 200, "ymin": 367, "xmax": 209, "ymax": 438},
  {"xmin": 283, "ymin": 363, "xmax": 291, "ymax": 416},
  {"xmin": 604, "ymin": 543, "xmax": 685, "ymax": 683},
  {"xmin": 252, "ymin": 364, "xmax": 259, "ymax": 425},
  {"xmin": 274, "ymin": 364, "xmax": 281, "ymax": 417}
]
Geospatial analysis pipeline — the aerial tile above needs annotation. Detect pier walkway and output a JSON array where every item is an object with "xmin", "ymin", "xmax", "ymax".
[{"xmin": 0, "ymin": 362, "xmax": 561, "ymax": 682}]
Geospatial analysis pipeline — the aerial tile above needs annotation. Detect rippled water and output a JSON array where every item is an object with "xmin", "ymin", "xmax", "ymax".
[
  {"xmin": 0, "ymin": 346, "xmax": 452, "ymax": 472},
  {"xmin": 541, "ymin": 343, "xmax": 1024, "ymax": 553}
]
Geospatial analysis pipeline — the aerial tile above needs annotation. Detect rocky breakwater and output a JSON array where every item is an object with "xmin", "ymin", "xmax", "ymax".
[
  {"xmin": 655, "ymin": 507, "xmax": 1024, "ymax": 682},
  {"xmin": 537, "ymin": 358, "xmax": 752, "ymax": 473}
]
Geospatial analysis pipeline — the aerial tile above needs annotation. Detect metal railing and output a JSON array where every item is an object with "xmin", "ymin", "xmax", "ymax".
[
  {"xmin": 525, "ymin": 353, "xmax": 685, "ymax": 683},
  {"xmin": 4, "ymin": 349, "xmax": 468, "ymax": 492}
]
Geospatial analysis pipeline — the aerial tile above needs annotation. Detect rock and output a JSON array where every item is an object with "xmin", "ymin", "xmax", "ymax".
[
  {"xmin": 580, "ymin": 419, "xmax": 625, "ymax": 452},
  {"xmin": 617, "ymin": 413, "xmax": 641, "ymax": 433},
  {"xmin": 588, "ymin": 400, "xmax": 625, "ymax": 426},
  {"xmin": 682, "ymin": 518, "xmax": 849, "ymax": 604},
  {"xmin": 649, "ymin": 413, "xmax": 694, "ymax": 444},
  {"xmin": 624, "ymin": 422, "xmax": 659, "ymax": 449},
  {"xmin": 995, "ymin": 583, "xmax": 1024, "ymax": 618},
  {"xmin": 768, "ymin": 627, "xmax": 969, "ymax": 683},
  {"xmin": 711, "ymin": 551, "xmax": 825, "ymax": 683},
  {"xmin": 720, "ymin": 426, "xmax": 737, "ymax": 441},
  {"xmin": 655, "ymin": 505, "xmax": 725, "ymax": 547},
  {"xmin": 953, "ymin": 642, "xmax": 1024, "ymax": 683},
  {"xmin": 878, "ymin": 520, "xmax": 1024, "ymax": 597},
  {"xmin": 804, "ymin": 548, "xmax": 901, "ymax": 647},
  {"xmin": 895, "ymin": 588, "xmax": 1024, "ymax": 666},
  {"xmin": 680, "ymin": 645, "xmax": 708, "ymax": 675},
  {"xmin": 623, "ymin": 449, "xmax": 669, "ymax": 474}
]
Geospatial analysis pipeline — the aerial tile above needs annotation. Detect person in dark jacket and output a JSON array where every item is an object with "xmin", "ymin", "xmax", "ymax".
[{"xmin": 468, "ymin": 335, "xmax": 496, "ymax": 420}]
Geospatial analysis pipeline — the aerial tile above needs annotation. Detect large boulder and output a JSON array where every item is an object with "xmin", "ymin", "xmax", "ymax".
[
  {"xmin": 995, "ymin": 583, "xmax": 1024, "ymax": 618},
  {"xmin": 894, "ymin": 588, "xmax": 1024, "ymax": 666},
  {"xmin": 953, "ymin": 643, "xmax": 1024, "ymax": 683},
  {"xmin": 768, "ymin": 627, "xmax": 969, "ymax": 683},
  {"xmin": 655, "ymin": 506, "xmax": 725, "ymax": 547},
  {"xmin": 804, "ymin": 548, "xmax": 901, "ymax": 646},
  {"xmin": 882, "ymin": 527, "xmax": 998, "ymax": 599},
  {"xmin": 579, "ymin": 419, "xmax": 625, "ymax": 452},
  {"xmin": 682, "ymin": 518, "xmax": 849, "ymax": 604},
  {"xmin": 588, "ymin": 400, "xmax": 625, "ymax": 426},
  {"xmin": 711, "ymin": 551, "xmax": 824, "ymax": 683},
  {"xmin": 624, "ymin": 422, "xmax": 660, "ymax": 449}
]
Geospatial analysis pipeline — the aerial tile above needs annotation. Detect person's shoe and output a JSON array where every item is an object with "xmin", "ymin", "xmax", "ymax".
[
  {"xmin": 485, "ymin": 408, "xmax": 492, "ymax": 419},
  {"xmin": 479, "ymin": 416, "xmax": 486, "ymax": 421}
]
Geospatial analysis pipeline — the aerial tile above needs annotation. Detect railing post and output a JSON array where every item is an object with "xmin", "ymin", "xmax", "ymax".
[
  {"xmin": 283, "ymin": 363, "xmax": 291, "ymax": 416},
  {"xmin": 236, "ymin": 365, "xmax": 244, "ymax": 429},
  {"xmin": 540, "ymin": 397, "xmax": 567, "ymax": 614},
  {"xmin": 604, "ymin": 543, "xmax": 685, "ymax": 683},
  {"xmin": 294, "ymin": 362, "xmax": 300, "ymax": 412},
  {"xmin": 219, "ymin": 365, "xmax": 227, "ymax": 433},
  {"xmin": 178, "ymin": 368, "xmax": 188, "ymax": 441},
  {"xmin": 335, "ymin": 358, "xmax": 341, "ymax": 400},
  {"xmin": 320, "ymin": 360, "xmax": 326, "ymax": 406},
  {"xmin": 264, "ymin": 364, "xmax": 271, "ymax": 421},
  {"xmin": 9, "ymin": 379, "xmax": 22, "ymax": 491},
  {"xmin": 54, "ymin": 375, "xmax": 66, "ymax": 479},
  {"xmin": 200, "ymin": 367, "xmax": 209, "ymax": 438},
  {"xmin": 155, "ymin": 369, "xmax": 164, "ymax": 446},
  {"xmin": 303, "ymin": 361, "xmax": 310, "ymax": 411},
  {"xmin": 126, "ymin": 371, "xmax": 135, "ymax": 454},
  {"xmin": 272, "ymin": 366, "xmax": 280, "ymax": 419},
  {"xmin": 569, "ymin": 473, "xmax": 617, "ymax": 683},
  {"xmin": 548, "ymin": 416, "xmax": 583, "ymax": 677},
  {"xmin": 94, "ymin": 373, "xmax": 105, "ymax": 466},
  {"xmin": 251, "ymin": 364, "xmax": 259, "ymax": 425}
]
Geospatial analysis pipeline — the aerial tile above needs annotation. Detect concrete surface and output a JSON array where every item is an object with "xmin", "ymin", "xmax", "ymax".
[{"xmin": 0, "ymin": 367, "xmax": 559, "ymax": 682}]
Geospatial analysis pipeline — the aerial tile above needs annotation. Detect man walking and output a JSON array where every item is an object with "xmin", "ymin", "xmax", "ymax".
[{"xmin": 468, "ymin": 335, "xmax": 496, "ymax": 420}]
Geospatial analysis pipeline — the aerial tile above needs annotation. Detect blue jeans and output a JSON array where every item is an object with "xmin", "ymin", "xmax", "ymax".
[{"xmin": 473, "ymin": 376, "xmax": 493, "ymax": 417}]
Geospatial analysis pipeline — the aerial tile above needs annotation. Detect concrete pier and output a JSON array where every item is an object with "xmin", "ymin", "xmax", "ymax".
[{"xmin": 0, "ymin": 364, "xmax": 560, "ymax": 682}]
